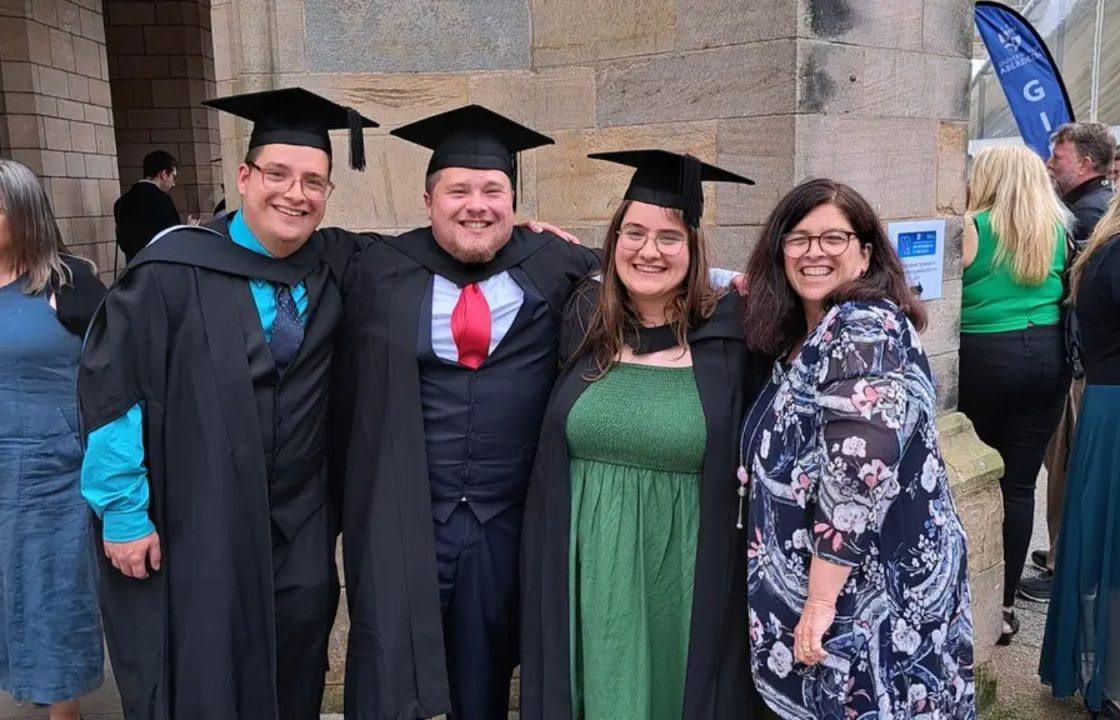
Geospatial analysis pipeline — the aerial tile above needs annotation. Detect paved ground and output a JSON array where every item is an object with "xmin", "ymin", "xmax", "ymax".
[
  {"xmin": 982, "ymin": 470, "xmax": 1086, "ymax": 720},
  {"xmin": 0, "ymin": 473, "xmax": 1093, "ymax": 720}
]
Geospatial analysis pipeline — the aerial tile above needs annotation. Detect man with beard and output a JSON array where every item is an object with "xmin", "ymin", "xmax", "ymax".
[
  {"xmin": 79, "ymin": 87, "xmax": 376, "ymax": 720},
  {"xmin": 332, "ymin": 104, "xmax": 598, "ymax": 720}
]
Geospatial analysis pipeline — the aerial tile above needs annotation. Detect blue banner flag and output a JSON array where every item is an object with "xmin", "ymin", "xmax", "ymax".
[{"xmin": 975, "ymin": 1, "xmax": 1075, "ymax": 158}]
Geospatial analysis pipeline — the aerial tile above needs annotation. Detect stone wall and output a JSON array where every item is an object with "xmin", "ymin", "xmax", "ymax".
[
  {"xmin": 0, "ymin": 0, "xmax": 120, "ymax": 282},
  {"xmin": 105, "ymin": 0, "xmax": 222, "ymax": 221}
]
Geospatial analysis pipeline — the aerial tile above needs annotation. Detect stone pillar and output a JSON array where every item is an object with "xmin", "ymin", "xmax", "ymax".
[
  {"xmin": 209, "ymin": 0, "xmax": 1003, "ymax": 712},
  {"xmin": 0, "ymin": 0, "xmax": 120, "ymax": 282},
  {"xmin": 105, "ymin": 0, "xmax": 222, "ymax": 223},
  {"xmin": 785, "ymin": 0, "xmax": 1002, "ymax": 663}
]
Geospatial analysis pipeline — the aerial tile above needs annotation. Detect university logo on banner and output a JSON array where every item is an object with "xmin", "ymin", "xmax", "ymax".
[{"xmin": 974, "ymin": 1, "xmax": 1075, "ymax": 158}]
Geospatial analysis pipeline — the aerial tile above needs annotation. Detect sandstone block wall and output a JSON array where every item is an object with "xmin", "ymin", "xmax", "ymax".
[
  {"xmin": 105, "ymin": 0, "xmax": 222, "ymax": 222},
  {"xmin": 0, "ymin": 0, "xmax": 120, "ymax": 281}
]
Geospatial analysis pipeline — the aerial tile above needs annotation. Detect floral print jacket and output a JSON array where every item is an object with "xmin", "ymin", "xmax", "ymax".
[{"xmin": 741, "ymin": 300, "xmax": 975, "ymax": 720}]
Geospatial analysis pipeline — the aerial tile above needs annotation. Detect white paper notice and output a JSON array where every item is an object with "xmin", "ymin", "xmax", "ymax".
[{"xmin": 887, "ymin": 219, "xmax": 945, "ymax": 301}]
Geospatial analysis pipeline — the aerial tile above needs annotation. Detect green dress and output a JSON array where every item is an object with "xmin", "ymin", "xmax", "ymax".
[{"xmin": 565, "ymin": 362, "xmax": 706, "ymax": 720}]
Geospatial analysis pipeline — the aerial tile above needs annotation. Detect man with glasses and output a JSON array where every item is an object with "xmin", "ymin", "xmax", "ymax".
[{"xmin": 78, "ymin": 87, "xmax": 376, "ymax": 720}]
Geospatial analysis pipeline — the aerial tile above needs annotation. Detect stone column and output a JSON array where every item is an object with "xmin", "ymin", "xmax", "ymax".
[
  {"xmin": 782, "ymin": 0, "xmax": 1002, "ymax": 662},
  {"xmin": 0, "ymin": 0, "xmax": 120, "ymax": 282}
]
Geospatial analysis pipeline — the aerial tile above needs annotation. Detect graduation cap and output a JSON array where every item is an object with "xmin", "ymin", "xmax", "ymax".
[
  {"xmin": 588, "ymin": 149, "xmax": 754, "ymax": 228},
  {"xmin": 390, "ymin": 104, "xmax": 553, "ymax": 185},
  {"xmin": 203, "ymin": 87, "xmax": 379, "ymax": 171}
]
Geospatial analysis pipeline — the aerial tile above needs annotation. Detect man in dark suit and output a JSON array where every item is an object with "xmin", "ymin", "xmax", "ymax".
[
  {"xmin": 1025, "ymin": 123, "xmax": 1118, "ymax": 603},
  {"xmin": 113, "ymin": 150, "xmax": 184, "ymax": 262}
]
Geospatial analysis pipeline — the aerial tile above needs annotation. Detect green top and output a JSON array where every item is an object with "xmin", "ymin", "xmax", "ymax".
[
  {"xmin": 565, "ymin": 362, "xmax": 705, "ymax": 720},
  {"xmin": 566, "ymin": 362, "xmax": 705, "ymax": 471},
  {"xmin": 961, "ymin": 209, "xmax": 1066, "ymax": 333}
]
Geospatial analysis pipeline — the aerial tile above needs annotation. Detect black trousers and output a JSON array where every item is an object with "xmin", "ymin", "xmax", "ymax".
[
  {"xmin": 433, "ymin": 503, "xmax": 521, "ymax": 720},
  {"xmin": 958, "ymin": 324, "xmax": 1069, "ymax": 607},
  {"xmin": 272, "ymin": 503, "xmax": 340, "ymax": 720}
]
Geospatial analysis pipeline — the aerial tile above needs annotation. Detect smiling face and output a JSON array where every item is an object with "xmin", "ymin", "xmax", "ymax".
[
  {"xmin": 782, "ymin": 202, "xmax": 870, "ymax": 322},
  {"xmin": 613, "ymin": 201, "xmax": 691, "ymax": 321},
  {"xmin": 236, "ymin": 143, "xmax": 329, "ymax": 257},
  {"xmin": 424, "ymin": 167, "xmax": 515, "ymax": 264}
]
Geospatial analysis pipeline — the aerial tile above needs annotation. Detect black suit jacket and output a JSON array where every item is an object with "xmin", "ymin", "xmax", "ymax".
[
  {"xmin": 113, "ymin": 181, "xmax": 181, "ymax": 261},
  {"xmin": 1064, "ymin": 176, "xmax": 1114, "ymax": 247}
]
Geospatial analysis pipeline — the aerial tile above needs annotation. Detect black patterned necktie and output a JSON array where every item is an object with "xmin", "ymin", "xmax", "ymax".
[{"xmin": 270, "ymin": 284, "xmax": 303, "ymax": 372}]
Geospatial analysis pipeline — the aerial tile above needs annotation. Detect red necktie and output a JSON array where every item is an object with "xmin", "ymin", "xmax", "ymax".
[{"xmin": 451, "ymin": 283, "xmax": 491, "ymax": 370}]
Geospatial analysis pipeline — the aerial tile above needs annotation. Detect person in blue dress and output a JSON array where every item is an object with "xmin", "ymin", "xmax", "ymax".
[
  {"xmin": 738, "ymin": 179, "xmax": 975, "ymax": 719},
  {"xmin": 0, "ymin": 160, "xmax": 105, "ymax": 719},
  {"xmin": 1041, "ymin": 193, "xmax": 1120, "ymax": 717}
]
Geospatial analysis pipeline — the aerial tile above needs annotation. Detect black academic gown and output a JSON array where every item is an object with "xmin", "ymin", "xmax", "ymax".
[
  {"xmin": 332, "ymin": 226, "xmax": 599, "ymax": 720},
  {"xmin": 78, "ymin": 217, "xmax": 360, "ymax": 720},
  {"xmin": 519, "ymin": 283, "xmax": 770, "ymax": 720}
]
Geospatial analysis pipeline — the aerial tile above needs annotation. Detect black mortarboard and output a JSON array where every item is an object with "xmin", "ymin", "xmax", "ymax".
[
  {"xmin": 588, "ymin": 149, "xmax": 754, "ymax": 228},
  {"xmin": 203, "ymin": 87, "xmax": 379, "ymax": 171},
  {"xmin": 390, "ymin": 104, "xmax": 554, "ymax": 184}
]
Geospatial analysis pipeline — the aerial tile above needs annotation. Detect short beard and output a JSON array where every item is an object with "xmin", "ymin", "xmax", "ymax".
[
  {"xmin": 449, "ymin": 242, "xmax": 499, "ymax": 264},
  {"xmin": 438, "ymin": 233, "xmax": 507, "ymax": 264}
]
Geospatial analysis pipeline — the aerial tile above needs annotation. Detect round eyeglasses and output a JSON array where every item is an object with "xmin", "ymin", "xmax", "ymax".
[
  {"xmin": 780, "ymin": 230, "xmax": 858, "ymax": 258},
  {"xmin": 617, "ymin": 226, "xmax": 687, "ymax": 256},
  {"xmin": 247, "ymin": 161, "xmax": 335, "ymax": 201}
]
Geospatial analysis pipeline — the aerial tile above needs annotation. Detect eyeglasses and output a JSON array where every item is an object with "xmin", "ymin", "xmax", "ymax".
[
  {"xmin": 617, "ymin": 226, "xmax": 688, "ymax": 256},
  {"xmin": 246, "ymin": 161, "xmax": 334, "ymax": 201},
  {"xmin": 780, "ymin": 230, "xmax": 858, "ymax": 258}
]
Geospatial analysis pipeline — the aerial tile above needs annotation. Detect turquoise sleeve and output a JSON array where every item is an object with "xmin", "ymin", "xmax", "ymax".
[{"xmin": 80, "ymin": 402, "xmax": 157, "ymax": 543}]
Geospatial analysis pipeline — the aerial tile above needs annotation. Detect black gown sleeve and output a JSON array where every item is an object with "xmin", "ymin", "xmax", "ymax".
[
  {"xmin": 327, "ymin": 245, "xmax": 372, "ymax": 518},
  {"xmin": 54, "ymin": 255, "xmax": 106, "ymax": 339},
  {"xmin": 559, "ymin": 279, "xmax": 598, "ymax": 364},
  {"xmin": 312, "ymin": 226, "xmax": 382, "ymax": 284},
  {"xmin": 78, "ymin": 263, "xmax": 170, "ymax": 438}
]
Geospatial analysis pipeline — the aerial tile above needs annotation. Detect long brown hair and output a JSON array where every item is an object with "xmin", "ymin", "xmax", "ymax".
[
  {"xmin": 0, "ymin": 160, "xmax": 78, "ymax": 294},
  {"xmin": 574, "ymin": 200, "xmax": 720, "ymax": 379},
  {"xmin": 742, "ymin": 178, "xmax": 926, "ymax": 356},
  {"xmin": 1069, "ymin": 192, "xmax": 1120, "ymax": 300}
]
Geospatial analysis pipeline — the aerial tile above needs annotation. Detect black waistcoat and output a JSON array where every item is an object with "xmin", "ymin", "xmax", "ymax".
[
  {"xmin": 417, "ymin": 267, "xmax": 558, "ymax": 523},
  {"xmin": 238, "ymin": 268, "xmax": 338, "ymax": 539}
]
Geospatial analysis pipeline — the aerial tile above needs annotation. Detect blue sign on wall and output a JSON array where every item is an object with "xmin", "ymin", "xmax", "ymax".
[{"xmin": 897, "ymin": 231, "xmax": 937, "ymax": 259}]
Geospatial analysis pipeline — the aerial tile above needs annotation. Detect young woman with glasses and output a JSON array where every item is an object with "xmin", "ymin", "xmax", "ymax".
[
  {"xmin": 519, "ymin": 150, "xmax": 769, "ymax": 720},
  {"xmin": 738, "ymin": 178, "xmax": 974, "ymax": 719}
]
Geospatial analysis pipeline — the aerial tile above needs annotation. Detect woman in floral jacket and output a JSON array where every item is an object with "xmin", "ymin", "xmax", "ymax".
[{"xmin": 739, "ymin": 179, "xmax": 975, "ymax": 719}]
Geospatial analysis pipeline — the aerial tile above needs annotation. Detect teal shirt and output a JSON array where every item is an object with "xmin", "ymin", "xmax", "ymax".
[{"xmin": 80, "ymin": 213, "xmax": 309, "ymax": 542}]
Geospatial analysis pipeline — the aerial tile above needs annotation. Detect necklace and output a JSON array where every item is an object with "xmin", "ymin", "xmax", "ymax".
[{"xmin": 736, "ymin": 366, "xmax": 779, "ymax": 530}]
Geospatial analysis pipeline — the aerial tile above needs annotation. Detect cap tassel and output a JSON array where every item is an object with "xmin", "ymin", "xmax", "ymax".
[
  {"xmin": 511, "ymin": 152, "xmax": 519, "ymax": 212},
  {"xmin": 680, "ymin": 154, "xmax": 703, "ymax": 228},
  {"xmin": 347, "ymin": 107, "xmax": 366, "ymax": 171}
]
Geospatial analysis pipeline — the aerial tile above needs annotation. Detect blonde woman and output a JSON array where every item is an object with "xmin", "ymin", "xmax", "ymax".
[
  {"xmin": 0, "ymin": 160, "xmax": 105, "ymax": 718},
  {"xmin": 1040, "ymin": 194, "xmax": 1120, "ymax": 717},
  {"xmin": 958, "ymin": 145, "xmax": 1072, "ymax": 645}
]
